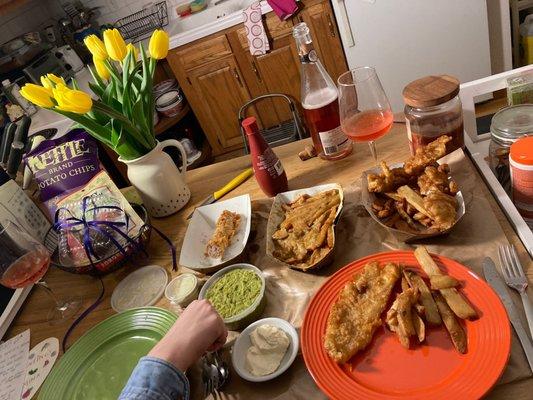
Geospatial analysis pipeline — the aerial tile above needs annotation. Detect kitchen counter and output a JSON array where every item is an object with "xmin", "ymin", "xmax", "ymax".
[{"xmin": 165, "ymin": 0, "xmax": 274, "ymax": 49}]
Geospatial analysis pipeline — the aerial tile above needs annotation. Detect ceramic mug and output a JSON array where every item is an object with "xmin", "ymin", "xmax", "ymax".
[{"xmin": 120, "ymin": 140, "xmax": 191, "ymax": 217}]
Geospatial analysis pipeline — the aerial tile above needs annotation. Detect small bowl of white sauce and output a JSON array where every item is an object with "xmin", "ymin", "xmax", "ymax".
[{"xmin": 231, "ymin": 317, "xmax": 299, "ymax": 382}]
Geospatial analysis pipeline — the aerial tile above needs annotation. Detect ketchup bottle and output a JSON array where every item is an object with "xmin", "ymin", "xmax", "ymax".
[{"xmin": 242, "ymin": 117, "xmax": 288, "ymax": 197}]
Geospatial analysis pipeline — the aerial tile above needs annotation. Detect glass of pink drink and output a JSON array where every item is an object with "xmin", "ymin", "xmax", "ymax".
[
  {"xmin": 338, "ymin": 67, "xmax": 393, "ymax": 162},
  {"xmin": 0, "ymin": 220, "xmax": 81, "ymax": 323}
]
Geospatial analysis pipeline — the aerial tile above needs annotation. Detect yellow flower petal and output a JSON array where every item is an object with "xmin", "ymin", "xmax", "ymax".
[
  {"xmin": 19, "ymin": 84, "xmax": 54, "ymax": 108},
  {"xmin": 84, "ymin": 35, "xmax": 107, "ymax": 60},
  {"xmin": 93, "ymin": 57, "xmax": 110, "ymax": 80},
  {"xmin": 103, "ymin": 28, "xmax": 127, "ymax": 61},
  {"xmin": 40, "ymin": 73, "xmax": 66, "ymax": 89},
  {"xmin": 149, "ymin": 29, "xmax": 169, "ymax": 60},
  {"xmin": 53, "ymin": 84, "xmax": 92, "ymax": 114},
  {"xmin": 126, "ymin": 43, "xmax": 139, "ymax": 61}
]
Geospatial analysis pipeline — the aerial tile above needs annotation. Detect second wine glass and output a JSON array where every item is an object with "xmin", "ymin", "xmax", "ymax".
[{"xmin": 338, "ymin": 67, "xmax": 393, "ymax": 162}]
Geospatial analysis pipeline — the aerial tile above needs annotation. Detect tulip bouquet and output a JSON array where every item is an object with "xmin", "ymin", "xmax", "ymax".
[{"xmin": 20, "ymin": 28, "xmax": 170, "ymax": 160}]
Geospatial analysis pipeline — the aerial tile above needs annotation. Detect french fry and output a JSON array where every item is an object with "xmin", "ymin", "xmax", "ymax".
[
  {"xmin": 414, "ymin": 247, "xmax": 478, "ymax": 319},
  {"xmin": 401, "ymin": 276, "xmax": 410, "ymax": 292},
  {"xmin": 395, "ymin": 288, "xmax": 417, "ymax": 338},
  {"xmin": 403, "ymin": 269, "xmax": 442, "ymax": 326},
  {"xmin": 433, "ymin": 292, "xmax": 467, "ymax": 354},
  {"xmin": 430, "ymin": 275, "xmax": 460, "ymax": 290},
  {"xmin": 412, "ymin": 312, "xmax": 426, "ymax": 343},
  {"xmin": 385, "ymin": 192, "xmax": 403, "ymax": 201},
  {"xmin": 397, "ymin": 186, "xmax": 432, "ymax": 217}
]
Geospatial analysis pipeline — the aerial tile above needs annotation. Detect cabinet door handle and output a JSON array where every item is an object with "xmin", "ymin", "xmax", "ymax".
[
  {"xmin": 186, "ymin": 77, "xmax": 192, "ymax": 86},
  {"xmin": 251, "ymin": 60, "xmax": 262, "ymax": 82},
  {"xmin": 233, "ymin": 68, "xmax": 243, "ymax": 87},
  {"xmin": 326, "ymin": 13, "xmax": 336, "ymax": 37}
]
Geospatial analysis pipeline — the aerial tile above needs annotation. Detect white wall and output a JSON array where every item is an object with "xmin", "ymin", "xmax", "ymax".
[
  {"xmin": 83, "ymin": 0, "xmax": 183, "ymax": 26},
  {"xmin": 0, "ymin": 0, "xmax": 64, "ymax": 44}
]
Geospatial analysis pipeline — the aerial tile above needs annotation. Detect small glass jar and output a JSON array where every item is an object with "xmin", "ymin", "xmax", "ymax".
[
  {"xmin": 489, "ymin": 105, "xmax": 533, "ymax": 192},
  {"xmin": 403, "ymin": 75, "xmax": 464, "ymax": 155}
]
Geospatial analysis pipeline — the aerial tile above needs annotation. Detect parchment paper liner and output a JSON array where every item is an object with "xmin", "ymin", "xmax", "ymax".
[
  {"xmin": 361, "ymin": 150, "xmax": 466, "ymax": 243},
  {"xmin": 266, "ymin": 183, "xmax": 344, "ymax": 271}
]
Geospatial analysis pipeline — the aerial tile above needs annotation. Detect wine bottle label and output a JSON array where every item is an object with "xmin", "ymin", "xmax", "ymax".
[
  {"xmin": 257, "ymin": 148, "xmax": 284, "ymax": 178},
  {"xmin": 319, "ymin": 126, "xmax": 350, "ymax": 156}
]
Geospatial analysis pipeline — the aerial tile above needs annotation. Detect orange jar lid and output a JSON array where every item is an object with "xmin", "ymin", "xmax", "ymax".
[{"xmin": 510, "ymin": 136, "xmax": 533, "ymax": 165}]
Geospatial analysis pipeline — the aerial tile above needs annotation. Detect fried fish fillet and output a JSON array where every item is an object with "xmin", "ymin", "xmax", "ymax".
[{"xmin": 324, "ymin": 262, "xmax": 400, "ymax": 364}]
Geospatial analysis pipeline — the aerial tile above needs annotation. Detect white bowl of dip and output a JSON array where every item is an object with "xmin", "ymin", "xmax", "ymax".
[{"xmin": 231, "ymin": 317, "xmax": 299, "ymax": 382}]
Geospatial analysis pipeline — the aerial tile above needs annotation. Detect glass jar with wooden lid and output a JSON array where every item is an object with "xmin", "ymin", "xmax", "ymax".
[
  {"xmin": 489, "ymin": 104, "xmax": 533, "ymax": 192},
  {"xmin": 403, "ymin": 75, "xmax": 464, "ymax": 155}
]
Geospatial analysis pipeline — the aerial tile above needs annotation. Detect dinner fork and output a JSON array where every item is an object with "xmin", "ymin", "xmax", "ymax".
[{"xmin": 498, "ymin": 245, "xmax": 533, "ymax": 339}]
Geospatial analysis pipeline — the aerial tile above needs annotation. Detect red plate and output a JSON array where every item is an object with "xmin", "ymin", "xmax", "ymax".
[{"xmin": 301, "ymin": 251, "xmax": 510, "ymax": 400}]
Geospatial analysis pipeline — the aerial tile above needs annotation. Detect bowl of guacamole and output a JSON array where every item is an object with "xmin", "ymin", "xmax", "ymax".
[{"xmin": 199, "ymin": 263, "xmax": 266, "ymax": 330}]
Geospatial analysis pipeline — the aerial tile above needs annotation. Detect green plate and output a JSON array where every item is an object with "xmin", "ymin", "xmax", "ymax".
[{"xmin": 39, "ymin": 307, "xmax": 177, "ymax": 400}]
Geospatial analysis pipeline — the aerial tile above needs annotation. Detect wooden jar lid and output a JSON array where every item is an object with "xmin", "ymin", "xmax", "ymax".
[{"xmin": 402, "ymin": 75, "xmax": 460, "ymax": 108}]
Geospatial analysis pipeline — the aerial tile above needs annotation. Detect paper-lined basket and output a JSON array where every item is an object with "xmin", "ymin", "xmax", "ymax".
[
  {"xmin": 266, "ymin": 183, "xmax": 344, "ymax": 271},
  {"xmin": 179, "ymin": 194, "xmax": 251, "ymax": 273},
  {"xmin": 361, "ymin": 153, "xmax": 466, "ymax": 243}
]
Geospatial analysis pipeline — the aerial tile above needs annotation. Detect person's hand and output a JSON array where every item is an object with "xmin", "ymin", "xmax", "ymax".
[{"xmin": 148, "ymin": 299, "xmax": 228, "ymax": 371}]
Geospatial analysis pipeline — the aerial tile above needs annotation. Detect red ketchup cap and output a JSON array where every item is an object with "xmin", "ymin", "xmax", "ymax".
[{"xmin": 241, "ymin": 117, "xmax": 259, "ymax": 135}]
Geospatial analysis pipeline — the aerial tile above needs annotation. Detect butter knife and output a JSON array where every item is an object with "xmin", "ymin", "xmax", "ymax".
[{"xmin": 483, "ymin": 257, "xmax": 533, "ymax": 372}]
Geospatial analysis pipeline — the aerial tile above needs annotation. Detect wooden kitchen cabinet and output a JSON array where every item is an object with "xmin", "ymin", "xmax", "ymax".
[
  {"xmin": 299, "ymin": 1, "xmax": 346, "ymax": 84},
  {"xmin": 166, "ymin": 0, "xmax": 348, "ymax": 156},
  {"xmin": 187, "ymin": 55, "xmax": 252, "ymax": 152}
]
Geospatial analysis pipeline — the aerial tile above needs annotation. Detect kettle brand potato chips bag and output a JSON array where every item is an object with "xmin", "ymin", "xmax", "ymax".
[
  {"xmin": 24, "ymin": 129, "xmax": 143, "ymax": 232},
  {"xmin": 25, "ymin": 128, "xmax": 100, "ymax": 202}
]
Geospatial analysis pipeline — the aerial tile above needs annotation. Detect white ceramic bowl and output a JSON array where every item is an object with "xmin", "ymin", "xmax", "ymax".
[{"xmin": 231, "ymin": 317, "xmax": 299, "ymax": 382}]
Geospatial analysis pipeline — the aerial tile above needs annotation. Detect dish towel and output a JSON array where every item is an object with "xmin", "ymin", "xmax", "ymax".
[
  {"xmin": 243, "ymin": 1, "xmax": 270, "ymax": 55},
  {"xmin": 266, "ymin": 0, "xmax": 298, "ymax": 21}
]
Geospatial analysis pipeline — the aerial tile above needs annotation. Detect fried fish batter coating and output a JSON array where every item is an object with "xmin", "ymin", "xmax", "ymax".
[
  {"xmin": 403, "ymin": 136, "xmax": 451, "ymax": 176},
  {"xmin": 367, "ymin": 161, "xmax": 411, "ymax": 193},
  {"xmin": 205, "ymin": 210, "xmax": 240, "ymax": 259},
  {"xmin": 423, "ymin": 191, "xmax": 457, "ymax": 230},
  {"xmin": 324, "ymin": 262, "xmax": 400, "ymax": 364}
]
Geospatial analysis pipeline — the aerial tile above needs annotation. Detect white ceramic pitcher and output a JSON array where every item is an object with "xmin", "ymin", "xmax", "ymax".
[{"xmin": 120, "ymin": 139, "xmax": 191, "ymax": 217}]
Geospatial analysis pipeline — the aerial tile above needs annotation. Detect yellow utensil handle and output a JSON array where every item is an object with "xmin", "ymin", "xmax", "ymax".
[{"xmin": 213, "ymin": 168, "xmax": 254, "ymax": 200}]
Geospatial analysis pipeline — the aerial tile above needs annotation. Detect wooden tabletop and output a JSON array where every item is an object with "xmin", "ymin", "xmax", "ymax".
[{"xmin": 6, "ymin": 123, "xmax": 533, "ymax": 399}]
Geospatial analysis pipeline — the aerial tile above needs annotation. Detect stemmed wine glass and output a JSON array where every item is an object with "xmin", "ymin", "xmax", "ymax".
[
  {"xmin": 338, "ymin": 67, "xmax": 393, "ymax": 162},
  {"xmin": 0, "ymin": 220, "xmax": 82, "ymax": 324}
]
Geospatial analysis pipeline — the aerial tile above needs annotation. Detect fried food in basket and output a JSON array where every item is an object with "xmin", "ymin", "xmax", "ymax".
[
  {"xmin": 205, "ymin": 210, "xmax": 241, "ymax": 259},
  {"xmin": 272, "ymin": 189, "xmax": 340, "ymax": 270},
  {"xmin": 324, "ymin": 262, "xmax": 400, "ymax": 363},
  {"xmin": 367, "ymin": 136, "xmax": 460, "ymax": 234}
]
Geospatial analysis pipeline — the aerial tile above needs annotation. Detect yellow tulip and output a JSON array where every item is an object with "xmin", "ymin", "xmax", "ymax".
[
  {"xmin": 84, "ymin": 35, "xmax": 107, "ymax": 60},
  {"xmin": 93, "ymin": 56, "xmax": 110, "ymax": 80},
  {"xmin": 149, "ymin": 29, "xmax": 169, "ymax": 60},
  {"xmin": 103, "ymin": 28, "xmax": 127, "ymax": 61},
  {"xmin": 19, "ymin": 84, "xmax": 54, "ymax": 108},
  {"xmin": 53, "ymin": 84, "xmax": 92, "ymax": 114},
  {"xmin": 126, "ymin": 43, "xmax": 139, "ymax": 61},
  {"xmin": 40, "ymin": 73, "xmax": 66, "ymax": 89}
]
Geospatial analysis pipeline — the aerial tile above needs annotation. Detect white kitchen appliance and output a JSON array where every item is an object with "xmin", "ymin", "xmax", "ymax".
[
  {"xmin": 330, "ymin": 0, "xmax": 492, "ymax": 112},
  {"xmin": 56, "ymin": 45, "xmax": 84, "ymax": 73}
]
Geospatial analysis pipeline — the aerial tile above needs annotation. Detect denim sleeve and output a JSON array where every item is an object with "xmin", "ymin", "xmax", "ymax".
[{"xmin": 118, "ymin": 356, "xmax": 190, "ymax": 400}]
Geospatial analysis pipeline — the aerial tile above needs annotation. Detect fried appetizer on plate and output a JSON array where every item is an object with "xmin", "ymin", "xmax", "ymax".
[
  {"xmin": 324, "ymin": 262, "xmax": 400, "ymax": 363},
  {"xmin": 205, "ymin": 210, "xmax": 240, "ymax": 259}
]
